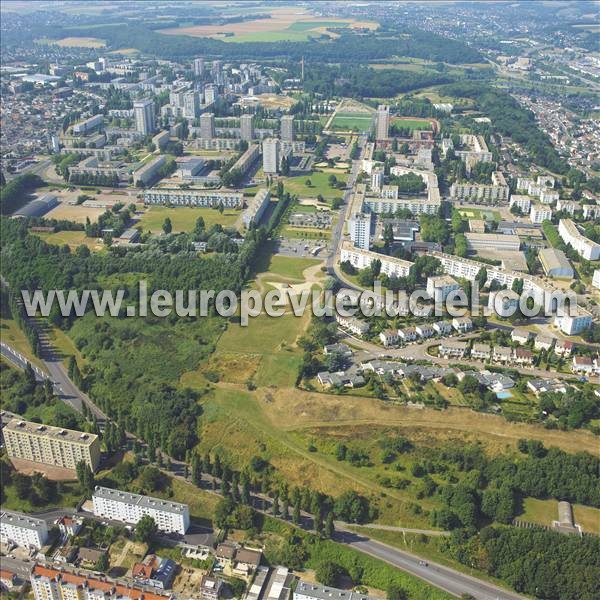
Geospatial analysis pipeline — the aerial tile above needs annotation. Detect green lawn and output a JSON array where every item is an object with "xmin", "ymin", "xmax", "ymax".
[
  {"xmin": 137, "ymin": 206, "xmax": 240, "ymax": 233},
  {"xmin": 392, "ymin": 118, "xmax": 432, "ymax": 131},
  {"xmin": 282, "ymin": 171, "xmax": 347, "ymax": 199},
  {"xmin": 458, "ymin": 208, "xmax": 501, "ymax": 222},
  {"xmin": 330, "ymin": 113, "xmax": 374, "ymax": 131},
  {"xmin": 33, "ymin": 230, "xmax": 104, "ymax": 251},
  {"xmin": 264, "ymin": 255, "xmax": 321, "ymax": 280}
]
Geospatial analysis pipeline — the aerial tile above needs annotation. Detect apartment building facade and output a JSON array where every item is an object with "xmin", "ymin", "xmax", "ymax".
[
  {"xmin": 143, "ymin": 188, "xmax": 243, "ymax": 208},
  {"xmin": 1, "ymin": 510, "xmax": 49, "ymax": 550},
  {"xmin": 92, "ymin": 486, "xmax": 190, "ymax": 534},
  {"xmin": 3, "ymin": 418, "xmax": 100, "ymax": 472}
]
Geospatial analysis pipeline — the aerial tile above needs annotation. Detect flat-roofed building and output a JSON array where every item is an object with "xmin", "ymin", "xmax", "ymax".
[
  {"xmin": 295, "ymin": 580, "xmax": 376, "ymax": 600},
  {"xmin": 92, "ymin": 486, "xmax": 190, "ymax": 534},
  {"xmin": 144, "ymin": 188, "xmax": 243, "ymax": 208},
  {"xmin": 464, "ymin": 232, "xmax": 520, "ymax": 252},
  {"xmin": 375, "ymin": 105, "xmax": 390, "ymax": 141},
  {"xmin": 558, "ymin": 219, "xmax": 600, "ymax": 261},
  {"xmin": 133, "ymin": 156, "xmax": 167, "ymax": 187},
  {"xmin": 426, "ymin": 275, "xmax": 460, "ymax": 301},
  {"xmin": 242, "ymin": 188, "xmax": 271, "ymax": 228},
  {"xmin": 509, "ymin": 194, "xmax": 531, "ymax": 214},
  {"xmin": 449, "ymin": 172, "xmax": 509, "ymax": 203},
  {"xmin": 1, "ymin": 510, "xmax": 48, "ymax": 550},
  {"xmin": 539, "ymin": 248, "xmax": 574, "ymax": 278},
  {"xmin": 530, "ymin": 203, "xmax": 552, "ymax": 224},
  {"xmin": 555, "ymin": 308, "xmax": 593, "ymax": 335},
  {"xmin": 152, "ymin": 130, "xmax": 170, "ymax": 152},
  {"xmin": 340, "ymin": 241, "xmax": 412, "ymax": 278},
  {"xmin": 3, "ymin": 418, "xmax": 100, "ymax": 472}
]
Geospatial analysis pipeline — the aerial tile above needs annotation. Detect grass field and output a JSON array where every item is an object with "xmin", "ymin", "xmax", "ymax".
[
  {"xmin": 137, "ymin": 206, "xmax": 240, "ymax": 233},
  {"xmin": 518, "ymin": 497, "xmax": 600, "ymax": 534},
  {"xmin": 281, "ymin": 171, "xmax": 347, "ymax": 199},
  {"xmin": 330, "ymin": 112, "xmax": 374, "ymax": 131},
  {"xmin": 392, "ymin": 117, "xmax": 433, "ymax": 131},
  {"xmin": 33, "ymin": 230, "xmax": 104, "ymax": 251},
  {"xmin": 265, "ymin": 255, "xmax": 321, "ymax": 280}
]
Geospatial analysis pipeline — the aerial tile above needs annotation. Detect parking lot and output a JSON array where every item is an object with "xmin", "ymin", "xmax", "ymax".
[{"xmin": 274, "ymin": 237, "xmax": 330, "ymax": 258}]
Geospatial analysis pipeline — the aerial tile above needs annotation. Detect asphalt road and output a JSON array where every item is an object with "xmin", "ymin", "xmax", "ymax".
[{"xmin": 336, "ymin": 530, "xmax": 524, "ymax": 600}]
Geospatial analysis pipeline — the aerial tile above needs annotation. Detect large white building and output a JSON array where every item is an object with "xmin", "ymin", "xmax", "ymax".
[
  {"xmin": 3, "ymin": 418, "xmax": 100, "ymax": 472},
  {"xmin": 348, "ymin": 212, "xmax": 371, "ymax": 250},
  {"xmin": 464, "ymin": 233, "xmax": 520, "ymax": 252},
  {"xmin": 262, "ymin": 138, "xmax": 280, "ymax": 174},
  {"xmin": 530, "ymin": 204, "xmax": 552, "ymax": 224},
  {"xmin": 242, "ymin": 188, "xmax": 271, "ymax": 228},
  {"xmin": 554, "ymin": 308, "xmax": 593, "ymax": 335},
  {"xmin": 92, "ymin": 486, "xmax": 190, "ymax": 534},
  {"xmin": 295, "ymin": 580, "xmax": 376, "ymax": 600},
  {"xmin": 426, "ymin": 275, "xmax": 461, "ymax": 301},
  {"xmin": 558, "ymin": 218, "xmax": 600, "ymax": 260},
  {"xmin": 1, "ymin": 510, "xmax": 48, "ymax": 550},
  {"xmin": 133, "ymin": 99, "xmax": 155, "ymax": 135},
  {"xmin": 143, "ymin": 187, "xmax": 243, "ymax": 208},
  {"xmin": 340, "ymin": 241, "xmax": 412, "ymax": 277},
  {"xmin": 133, "ymin": 156, "xmax": 167, "ymax": 187},
  {"xmin": 449, "ymin": 172, "xmax": 509, "ymax": 204}
]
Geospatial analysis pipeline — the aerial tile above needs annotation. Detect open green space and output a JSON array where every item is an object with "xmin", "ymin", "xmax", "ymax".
[
  {"xmin": 458, "ymin": 208, "xmax": 501, "ymax": 221},
  {"xmin": 330, "ymin": 112, "xmax": 374, "ymax": 131},
  {"xmin": 33, "ymin": 230, "xmax": 104, "ymax": 252},
  {"xmin": 281, "ymin": 171, "xmax": 347, "ymax": 199},
  {"xmin": 137, "ymin": 206, "xmax": 240, "ymax": 232},
  {"xmin": 392, "ymin": 118, "xmax": 432, "ymax": 131}
]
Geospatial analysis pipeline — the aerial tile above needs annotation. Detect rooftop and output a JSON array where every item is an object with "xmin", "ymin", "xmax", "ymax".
[
  {"xmin": 5, "ymin": 417, "xmax": 98, "ymax": 446},
  {"xmin": 93, "ymin": 486, "xmax": 188, "ymax": 515}
]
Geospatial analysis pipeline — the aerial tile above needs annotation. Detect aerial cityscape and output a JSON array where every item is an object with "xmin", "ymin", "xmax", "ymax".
[{"xmin": 0, "ymin": 1, "xmax": 599, "ymax": 600}]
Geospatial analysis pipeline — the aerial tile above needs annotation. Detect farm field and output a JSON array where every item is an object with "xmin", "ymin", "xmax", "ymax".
[
  {"xmin": 137, "ymin": 206, "xmax": 240, "ymax": 232},
  {"xmin": 38, "ymin": 36, "xmax": 106, "ymax": 47},
  {"xmin": 158, "ymin": 8, "xmax": 377, "ymax": 42}
]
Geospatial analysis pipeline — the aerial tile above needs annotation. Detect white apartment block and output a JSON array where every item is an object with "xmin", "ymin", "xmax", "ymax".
[
  {"xmin": 1, "ymin": 510, "xmax": 48, "ymax": 550},
  {"xmin": 335, "ymin": 314, "xmax": 370, "ymax": 336},
  {"xmin": 340, "ymin": 241, "xmax": 412, "ymax": 278},
  {"xmin": 554, "ymin": 308, "xmax": 593, "ymax": 335},
  {"xmin": 152, "ymin": 130, "xmax": 170, "ymax": 152},
  {"xmin": 558, "ymin": 219, "xmax": 600, "ymax": 260},
  {"xmin": 262, "ymin": 138, "xmax": 280, "ymax": 174},
  {"xmin": 539, "ymin": 189, "xmax": 559, "ymax": 204},
  {"xmin": 3, "ymin": 418, "xmax": 100, "ymax": 472},
  {"xmin": 455, "ymin": 135, "xmax": 493, "ymax": 172},
  {"xmin": 509, "ymin": 194, "xmax": 531, "ymax": 213},
  {"xmin": 72, "ymin": 114, "xmax": 104, "ymax": 135},
  {"xmin": 348, "ymin": 212, "xmax": 371, "ymax": 250},
  {"xmin": 556, "ymin": 199, "xmax": 578, "ymax": 215},
  {"xmin": 230, "ymin": 143, "xmax": 260, "ymax": 176},
  {"xmin": 144, "ymin": 188, "xmax": 243, "ymax": 208},
  {"xmin": 592, "ymin": 269, "xmax": 600, "ymax": 289},
  {"xmin": 92, "ymin": 486, "xmax": 190, "ymax": 534},
  {"xmin": 295, "ymin": 580, "xmax": 376, "ymax": 600},
  {"xmin": 530, "ymin": 204, "xmax": 552, "ymax": 224},
  {"xmin": 583, "ymin": 204, "xmax": 600, "ymax": 220},
  {"xmin": 194, "ymin": 137, "xmax": 240, "ymax": 151},
  {"xmin": 449, "ymin": 172, "xmax": 509, "ymax": 203},
  {"xmin": 364, "ymin": 196, "xmax": 440, "ymax": 215},
  {"xmin": 426, "ymin": 275, "xmax": 460, "ymax": 301},
  {"xmin": 242, "ymin": 188, "xmax": 271, "ymax": 228},
  {"xmin": 133, "ymin": 156, "xmax": 167, "ymax": 187}
]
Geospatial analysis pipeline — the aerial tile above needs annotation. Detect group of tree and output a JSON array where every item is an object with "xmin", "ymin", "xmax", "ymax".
[{"xmin": 0, "ymin": 173, "xmax": 44, "ymax": 215}]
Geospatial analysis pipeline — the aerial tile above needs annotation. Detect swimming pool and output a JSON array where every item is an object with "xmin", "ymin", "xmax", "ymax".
[{"xmin": 496, "ymin": 391, "xmax": 513, "ymax": 400}]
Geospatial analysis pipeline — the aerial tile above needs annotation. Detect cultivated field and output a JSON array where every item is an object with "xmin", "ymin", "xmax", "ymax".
[
  {"xmin": 158, "ymin": 8, "xmax": 377, "ymax": 42},
  {"xmin": 45, "ymin": 36, "xmax": 106, "ymax": 48}
]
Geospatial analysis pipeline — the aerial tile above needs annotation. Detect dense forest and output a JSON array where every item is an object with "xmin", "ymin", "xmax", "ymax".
[{"xmin": 0, "ymin": 174, "xmax": 44, "ymax": 215}]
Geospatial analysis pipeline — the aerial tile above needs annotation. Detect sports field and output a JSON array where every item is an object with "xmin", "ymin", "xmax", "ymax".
[
  {"xmin": 330, "ymin": 112, "xmax": 374, "ymax": 131},
  {"xmin": 392, "ymin": 117, "xmax": 433, "ymax": 131},
  {"xmin": 137, "ymin": 206, "xmax": 240, "ymax": 233}
]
